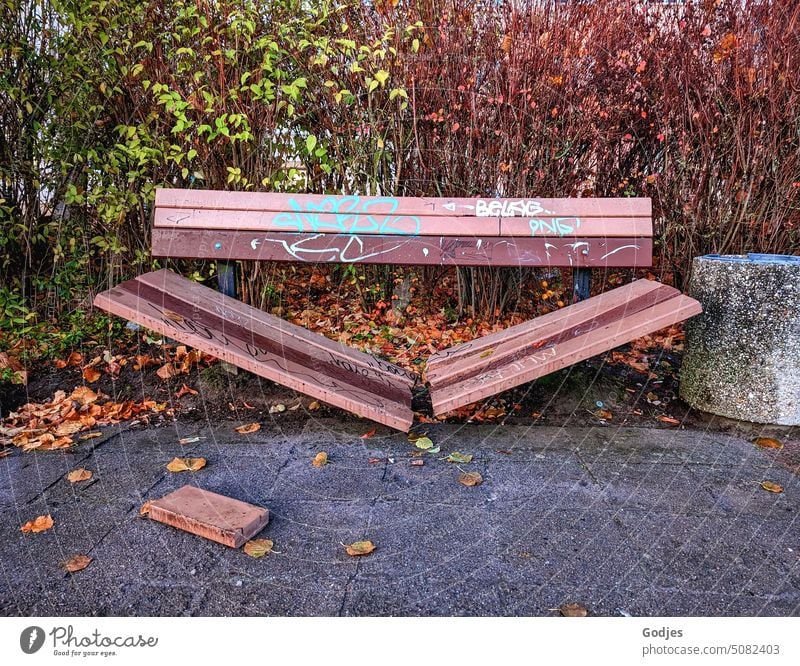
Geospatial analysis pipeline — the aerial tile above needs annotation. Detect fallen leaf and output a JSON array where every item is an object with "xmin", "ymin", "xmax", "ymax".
[
  {"xmin": 479, "ymin": 349, "xmax": 495, "ymax": 358},
  {"xmin": 595, "ymin": 409, "xmax": 613, "ymax": 421},
  {"xmin": 82, "ymin": 366, "xmax": 101, "ymax": 383},
  {"xmin": 458, "ymin": 471, "xmax": 483, "ymax": 487},
  {"xmin": 54, "ymin": 358, "xmax": 67, "ymax": 369},
  {"xmin": 268, "ymin": 403, "xmax": 286, "ymax": 414},
  {"xmin": 54, "ymin": 421, "xmax": 83, "ymax": 437},
  {"xmin": 67, "ymin": 351, "xmax": 83, "ymax": 366},
  {"xmin": 79, "ymin": 432, "xmax": 103, "ymax": 441},
  {"xmin": 760, "ymin": 481, "xmax": 784, "ymax": 493},
  {"xmin": 308, "ymin": 401, "xmax": 320, "ymax": 411},
  {"xmin": 360, "ymin": 428, "xmax": 377, "ymax": 439},
  {"xmin": 234, "ymin": 423, "xmax": 261, "ymax": 434},
  {"xmin": 139, "ymin": 500, "xmax": 152, "ymax": 516},
  {"xmin": 345, "ymin": 540, "xmax": 376, "ymax": 556},
  {"xmin": 244, "ymin": 538, "xmax": 274, "ymax": 558},
  {"xmin": 312, "ymin": 451, "xmax": 329, "ymax": 467},
  {"xmin": 414, "ymin": 436, "xmax": 434, "ymax": 450},
  {"xmin": 62, "ymin": 554, "xmax": 92, "ymax": 573},
  {"xmin": 446, "ymin": 452, "xmax": 473, "ymax": 464},
  {"xmin": 156, "ymin": 363, "xmax": 179, "ymax": 380},
  {"xmin": 20, "ymin": 514, "xmax": 54, "ymax": 534},
  {"xmin": 658, "ymin": 416, "xmax": 681, "ymax": 425},
  {"xmin": 368, "ymin": 457, "xmax": 382, "ymax": 463},
  {"xmin": 66, "ymin": 468, "xmax": 92, "ymax": 483},
  {"xmin": 166, "ymin": 457, "xmax": 207, "ymax": 472},
  {"xmin": 178, "ymin": 436, "xmax": 202, "ymax": 445},
  {"xmin": 0, "ymin": 450, "xmax": 11, "ymax": 459},
  {"xmin": 175, "ymin": 383, "xmax": 198, "ymax": 398},
  {"xmin": 71, "ymin": 386, "xmax": 98, "ymax": 406},
  {"xmin": 410, "ymin": 459, "xmax": 424, "ymax": 467},
  {"xmin": 560, "ymin": 602, "xmax": 588, "ymax": 617},
  {"xmin": 754, "ymin": 437, "xmax": 783, "ymax": 450}
]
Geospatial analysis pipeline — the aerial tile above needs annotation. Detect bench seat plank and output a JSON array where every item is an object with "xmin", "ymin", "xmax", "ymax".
[
  {"xmin": 136, "ymin": 269, "xmax": 417, "ymax": 388},
  {"xmin": 156, "ymin": 189, "xmax": 651, "ymax": 219},
  {"xmin": 155, "ymin": 207, "xmax": 651, "ymax": 238},
  {"xmin": 429, "ymin": 294, "xmax": 702, "ymax": 416},
  {"xmin": 426, "ymin": 279, "xmax": 669, "ymax": 373},
  {"xmin": 426, "ymin": 281, "xmax": 680, "ymax": 387},
  {"xmin": 152, "ymin": 229, "xmax": 653, "ymax": 268},
  {"xmin": 94, "ymin": 272, "xmax": 414, "ymax": 431}
]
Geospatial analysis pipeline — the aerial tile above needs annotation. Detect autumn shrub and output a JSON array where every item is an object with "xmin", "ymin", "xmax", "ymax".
[{"xmin": 1, "ymin": 0, "xmax": 798, "ymax": 330}]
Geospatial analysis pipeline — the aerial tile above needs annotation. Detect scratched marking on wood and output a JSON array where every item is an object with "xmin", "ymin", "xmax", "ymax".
[
  {"xmin": 94, "ymin": 271, "xmax": 414, "ymax": 431},
  {"xmin": 428, "ymin": 294, "xmax": 702, "ymax": 415},
  {"xmin": 426, "ymin": 282, "xmax": 680, "ymax": 387},
  {"xmin": 152, "ymin": 230, "xmax": 652, "ymax": 267}
]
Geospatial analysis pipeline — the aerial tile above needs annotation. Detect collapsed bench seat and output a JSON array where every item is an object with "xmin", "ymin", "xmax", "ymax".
[{"xmin": 94, "ymin": 269, "xmax": 416, "ymax": 431}]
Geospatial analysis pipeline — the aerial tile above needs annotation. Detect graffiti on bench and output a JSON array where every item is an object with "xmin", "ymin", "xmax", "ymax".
[
  {"xmin": 273, "ymin": 195, "xmax": 422, "ymax": 235},
  {"xmin": 145, "ymin": 301, "xmax": 391, "ymax": 409}
]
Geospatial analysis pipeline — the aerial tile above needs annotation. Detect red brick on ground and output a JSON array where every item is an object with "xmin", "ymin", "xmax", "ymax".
[{"xmin": 148, "ymin": 485, "xmax": 269, "ymax": 548}]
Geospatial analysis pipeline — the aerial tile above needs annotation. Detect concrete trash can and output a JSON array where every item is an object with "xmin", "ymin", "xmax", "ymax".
[{"xmin": 680, "ymin": 253, "xmax": 800, "ymax": 425}]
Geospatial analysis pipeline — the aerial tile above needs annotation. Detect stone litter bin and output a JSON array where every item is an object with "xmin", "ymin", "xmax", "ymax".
[{"xmin": 680, "ymin": 253, "xmax": 800, "ymax": 425}]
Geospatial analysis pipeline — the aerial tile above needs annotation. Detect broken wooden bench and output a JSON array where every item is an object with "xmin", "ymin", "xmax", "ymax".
[{"xmin": 94, "ymin": 188, "xmax": 700, "ymax": 431}]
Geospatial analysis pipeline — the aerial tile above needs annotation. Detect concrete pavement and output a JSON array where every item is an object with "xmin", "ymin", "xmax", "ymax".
[{"xmin": 1, "ymin": 420, "xmax": 798, "ymax": 616}]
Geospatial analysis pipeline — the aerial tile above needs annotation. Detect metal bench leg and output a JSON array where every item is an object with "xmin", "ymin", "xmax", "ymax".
[
  {"xmin": 573, "ymin": 268, "xmax": 591, "ymax": 302},
  {"xmin": 217, "ymin": 261, "xmax": 239, "ymax": 375}
]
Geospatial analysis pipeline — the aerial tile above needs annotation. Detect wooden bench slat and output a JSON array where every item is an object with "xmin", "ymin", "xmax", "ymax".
[
  {"xmin": 123, "ymin": 279, "xmax": 413, "ymax": 405},
  {"xmin": 136, "ymin": 269, "xmax": 417, "ymax": 388},
  {"xmin": 93, "ymin": 276, "xmax": 414, "ymax": 431},
  {"xmin": 155, "ymin": 207, "xmax": 651, "ymax": 238},
  {"xmin": 426, "ymin": 279, "xmax": 668, "ymax": 372},
  {"xmin": 156, "ymin": 189, "xmax": 651, "ymax": 218},
  {"xmin": 152, "ymin": 229, "xmax": 653, "ymax": 268},
  {"xmin": 429, "ymin": 295, "xmax": 702, "ymax": 415},
  {"xmin": 426, "ymin": 282, "xmax": 680, "ymax": 387}
]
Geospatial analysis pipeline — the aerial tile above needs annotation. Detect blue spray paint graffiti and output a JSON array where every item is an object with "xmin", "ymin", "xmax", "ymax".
[{"xmin": 273, "ymin": 196, "xmax": 421, "ymax": 235}]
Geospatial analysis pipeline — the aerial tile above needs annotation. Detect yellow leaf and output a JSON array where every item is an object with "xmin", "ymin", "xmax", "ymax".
[
  {"xmin": 234, "ymin": 422, "xmax": 261, "ymax": 434},
  {"xmin": 345, "ymin": 540, "xmax": 376, "ymax": 556},
  {"xmin": 166, "ymin": 457, "xmax": 207, "ymax": 472},
  {"xmin": 308, "ymin": 401, "xmax": 320, "ymax": 411},
  {"xmin": 479, "ymin": 349, "xmax": 495, "ymax": 358},
  {"xmin": 760, "ymin": 481, "xmax": 784, "ymax": 494},
  {"xmin": 754, "ymin": 437, "xmax": 783, "ymax": 450},
  {"xmin": 62, "ymin": 554, "xmax": 92, "ymax": 573},
  {"xmin": 560, "ymin": 602, "xmax": 588, "ymax": 617},
  {"xmin": 20, "ymin": 514, "xmax": 54, "ymax": 533},
  {"xmin": 458, "ymin": 471, "xmax": 483, "ymax": 487},
  {"xmin": 244, "ymin": 538, "xmax": 274, "ymax": 558},
  {"xmin": 66, "ymin": 468, "xmax": 92, "ymax": 483},
  {"xmin": 82, "ymin": 366, "xmax": 101, "ymax": 383},
  {"xmin": 312, "ymin": 451, "xmax": 328, "ymax": 467},
  {"xmin": 80, "ymin": 432, "xmax": 103, "ymax": 440}
]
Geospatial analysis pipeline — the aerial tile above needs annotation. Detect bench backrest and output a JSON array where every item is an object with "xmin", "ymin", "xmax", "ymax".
[{"xmin": 152, "ymin": 189, "xmax": 652, "ymax": 268}]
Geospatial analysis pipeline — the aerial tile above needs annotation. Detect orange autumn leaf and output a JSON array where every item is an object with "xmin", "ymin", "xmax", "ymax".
[
  {"xmin": 166, "ymin": 457, "xmax": 207, "ymax": 472},
  {"xmin": 139, "ymin": 500, "xmax": 152, "ymax": 516},
  {"xmin": 312, "ymin": 451, "xmax": 329, "ymax": 468},
  {"xmin": 82, "ymin": 366, "xmax": 101, "ymax": 383},
  {"xmin": 234, "ymin": 423, "xmax": 261, "ymax": 434},
  {"xmin": 62, "ymin": 554, "xmax": 92, "ymax": 573},
  {"xmin": 175, "ymin": 383, "xmax": 198, "ymax": 398},
  {"xmin": 458, "ymin": 471, "xmax": 483, "ymax": 487},
  {"xmin": 345, "ymin": 540, "xmax": 376, "ymax": 556},
  {"xmin": 658, "ymin": 416, "xmax": 681, "ymax": 426},
  {"xmin": 70, "ymin": 386, "xmax": 98, "ymax": 406},
  {"xmin": 760, "ymin": 481, "xmax": 784, "ymax": 494},
  {"xmin": 360, "ymin": 428, "xmax": 377, "ymax": 439},
  {"xmin": 20, "ymin": 514, "xmax": 54, "ymax": 533},
  {"xmin": 560, "ymin": 602, "xmax": 589, "ymax": 617},
  {"xmin": 67, "ymin": 468, "xmax": 92, "ymax": 483},
  {"xmin": 67, "ymin": 351, "xmax": 83, "ymax": 367},
  {"xmin": 754, "ymin": 437, "xmax": 783, "ymax": 450},
  {"xmin": 156, "ymin": 363, "xmax": 179, "ymax": 380}
]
